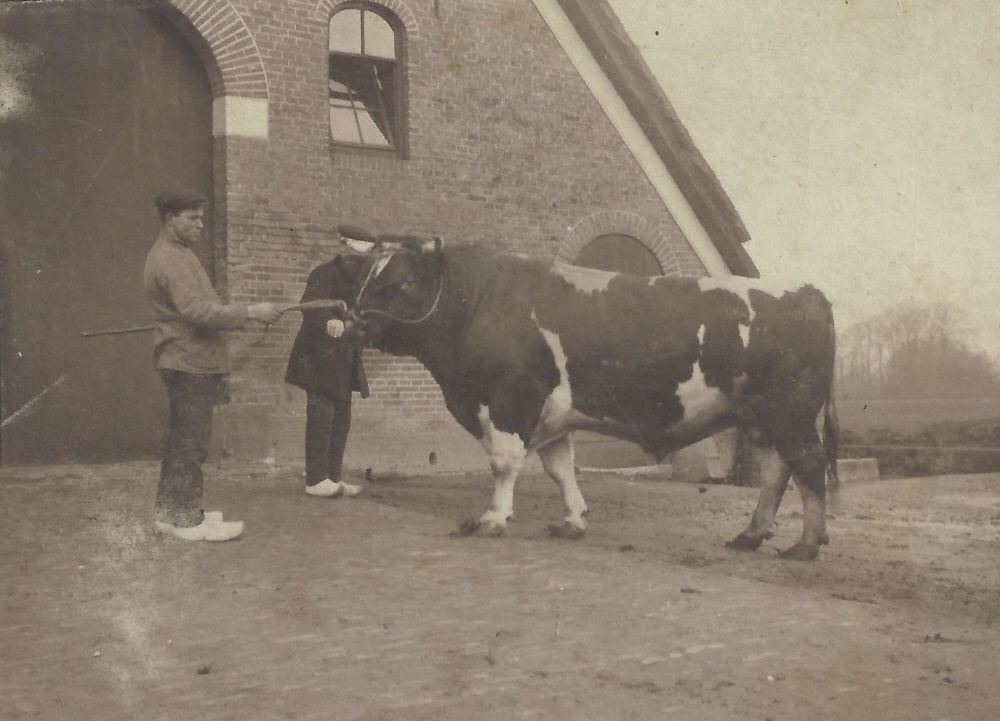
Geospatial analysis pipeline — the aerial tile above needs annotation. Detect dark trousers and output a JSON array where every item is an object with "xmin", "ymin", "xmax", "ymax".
[
  {"xmin": 155, "ymin": 369, "xmax": 222, "ymax": 527},
  {"xmin": 305, "ymin": 391, "xmax": 353, "ymax": 486}
]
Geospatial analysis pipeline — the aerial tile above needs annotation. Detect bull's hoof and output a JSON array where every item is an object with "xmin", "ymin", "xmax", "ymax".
[
  {"xmin": 454, "ymin": 518, "xmax": 507, "ymax": 538},
  {"xmin": 725, "ymin": 531, "xmax": 772, "ymax": 551},
  {"xmin": 454, "ymin": 518, "xmax": 481, "ymax": 537},
  {"xmin": 546, "ymin": 522, "xmax": 586, "ymax": 540},
  {"xmin": 778, "ymin": 542, "xmax": 820, "ymax": 561},
  {"xmin": 477, "ymin": 521, "xmax": 507, "ymax": 538},
  {"xmin": 451, "ymin": 518, "xmax": 507, "ymax": 538},
  {"xmin": 819, "ymin": 533, "xmax": 830, "ymax": 546}
]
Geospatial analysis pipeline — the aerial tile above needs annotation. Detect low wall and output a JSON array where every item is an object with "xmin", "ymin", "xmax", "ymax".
[
  {"xmin": 838, "ymin": 398, "xmax": 1000, "ymax": 434},
  {"xmin": 836, "ymin": 458, "xmax": 881, "ymax": 483}
]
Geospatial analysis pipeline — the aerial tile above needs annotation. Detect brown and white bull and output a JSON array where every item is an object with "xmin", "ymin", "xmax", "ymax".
[{"xmin": 339, "ymin": 239, "xmax": 839, "ymax": 560}]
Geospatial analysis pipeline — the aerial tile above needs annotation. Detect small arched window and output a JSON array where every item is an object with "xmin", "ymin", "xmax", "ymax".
[
  {"xmin": 575, "ymin": 234, "xmax": 664, "ymax": 276},
  {"xmin": 328, "ymin": 4, "xmax": 403, "ymax": 152}
]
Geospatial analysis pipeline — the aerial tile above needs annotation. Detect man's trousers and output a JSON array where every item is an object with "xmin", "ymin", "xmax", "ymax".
[
  {"xmin": 155, "ymin": 369, "xmax": 222, "ymax": 527},
  {"xmin": 305, "ymin": 391, "xmax": 353, "ymax": 486}
]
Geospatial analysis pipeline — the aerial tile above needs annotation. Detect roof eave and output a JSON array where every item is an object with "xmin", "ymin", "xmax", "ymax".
[{"xmin": 555, "ymin": 0, "xmax": 759, "ymax": 278}]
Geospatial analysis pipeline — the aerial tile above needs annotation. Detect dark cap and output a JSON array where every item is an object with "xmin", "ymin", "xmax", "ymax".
[{"xmin": 154, "ymin": 189, "xmax": 208, "ymax": 220}]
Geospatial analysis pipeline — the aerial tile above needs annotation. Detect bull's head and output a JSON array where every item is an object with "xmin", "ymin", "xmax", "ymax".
[{"xmin": 340, "ymin": 236, "xmax": 445, "ymax": 347}]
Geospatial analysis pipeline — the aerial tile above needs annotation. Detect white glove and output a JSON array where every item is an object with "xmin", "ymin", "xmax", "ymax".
[{"xmin": 326, "ymin": 319, "xmax": 345, "ymax": 338}]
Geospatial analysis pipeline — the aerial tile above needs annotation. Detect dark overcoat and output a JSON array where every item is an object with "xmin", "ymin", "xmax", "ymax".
[{"xmin": 284, "ymin": 256, "xmax": 370, "ymax": 400}]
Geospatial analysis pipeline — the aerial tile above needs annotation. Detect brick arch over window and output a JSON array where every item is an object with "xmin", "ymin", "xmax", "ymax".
[
  {"xmin": 164, "ymin": 0, "xmax": 269, "ymax": 99},
  {"xmin": 556, "ymin": 211, "xmax": 680, "ymax": 276},
  {"xmin": 315, "ymin": 0, "xmax": 420, "ymax": 36}
]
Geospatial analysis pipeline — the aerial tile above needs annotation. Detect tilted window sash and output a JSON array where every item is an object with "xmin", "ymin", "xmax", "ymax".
[{"xmin": 329, "ymin": 56, "xmax": 396, "ymax": 148}]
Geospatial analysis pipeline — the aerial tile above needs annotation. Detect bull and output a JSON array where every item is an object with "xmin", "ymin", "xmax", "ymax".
[{"xmin": 338, "ymin": 237, "xmax": 839, "ymax": 560}]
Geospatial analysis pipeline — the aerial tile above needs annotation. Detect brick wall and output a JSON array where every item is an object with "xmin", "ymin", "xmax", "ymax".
[{"xmin": 182, "ymin": 0, "xmax": 708, "ymax": 424}]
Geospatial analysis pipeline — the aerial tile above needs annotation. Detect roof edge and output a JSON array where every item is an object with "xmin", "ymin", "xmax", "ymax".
[{"xmin": 555, "ymin": 0, "xmax": 759, "ymax": 278}]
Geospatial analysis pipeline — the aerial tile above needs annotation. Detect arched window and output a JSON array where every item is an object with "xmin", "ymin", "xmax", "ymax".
[
  {"xmin": 574, "ymin": 234, "xmax": 664, "ymax": 276},
  {"xmin": 328, "ymin": 4, "xmax": 403, "ymax": 152}
]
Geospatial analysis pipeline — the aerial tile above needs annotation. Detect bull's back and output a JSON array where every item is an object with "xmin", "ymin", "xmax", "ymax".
[
  {"xmin": 526, "ymin": 265, "xmax": 744, "ymax": 432},
  {"xmin": 444, "ymin": 249, "xmax": 833, "ymax": 443}
]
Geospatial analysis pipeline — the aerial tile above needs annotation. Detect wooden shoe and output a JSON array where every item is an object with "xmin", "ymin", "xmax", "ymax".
[
  {"xmin": 305, "ymin": 479, "xmax": 363, "ymax": 498},
  {"xmin": 339, "ymin": 481, "xmax": 363, "ymax": 498},
  {"xmin": 154, "ymin": 511, "xmax": 244, "ymax": 541}
]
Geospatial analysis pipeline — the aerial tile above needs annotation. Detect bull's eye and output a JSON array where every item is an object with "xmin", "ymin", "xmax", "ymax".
[{"xmin": 400, "ymin": 278, "xmax": 415, "ymax": 291}]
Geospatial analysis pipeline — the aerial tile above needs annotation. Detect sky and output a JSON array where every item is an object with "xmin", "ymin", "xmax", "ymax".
[{"xmin": 608, "ymin": 0, "xmax": 1000, "ymax": 356}]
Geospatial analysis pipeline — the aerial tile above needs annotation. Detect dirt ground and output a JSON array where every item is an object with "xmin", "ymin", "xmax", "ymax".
[
  {"xmin": 2, "ymin": 461, "xmax": 999, "ymax": 720},
  {"xmin": 366, "ymin": 468, "xmax": 1000, "ymax": 626}
]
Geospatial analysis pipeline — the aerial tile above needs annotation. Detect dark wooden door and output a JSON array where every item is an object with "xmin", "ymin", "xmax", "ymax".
[
  {"xmin": 573, "ymin": 234, "xmax": 663, "ymax": 468},
  {"xmin": 0, "ymin": 2, "xmax": 214, "ymax": 464}
]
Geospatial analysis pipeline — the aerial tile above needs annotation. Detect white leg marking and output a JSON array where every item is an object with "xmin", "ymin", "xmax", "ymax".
[
  {"xmin": 477, "ymin": 404, "xmax": 494, "ymax": 455},
  {"xmin": 745, "ymin": 446, "xmax": 791, "ymax": 537},
  {"xmin": 538, "ymin": 435, "xmax": 587, "ymax": 530},
  {"xmin": 477, "ymin": 405, "xmax": 526, "ymax": 528}
]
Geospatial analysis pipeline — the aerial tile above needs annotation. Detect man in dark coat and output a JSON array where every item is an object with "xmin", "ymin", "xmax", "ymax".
[{"xmin": 285, "ymin": 248, "xmax": 370, "ymax": 498}]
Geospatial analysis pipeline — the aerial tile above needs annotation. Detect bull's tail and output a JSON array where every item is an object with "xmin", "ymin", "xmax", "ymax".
[
  {"xmin": 824, "ymin": 384, "xmax": 840, "ymax": 497},
  {"xmin": 824, "ymin": 317, "xmax": 840, "ymax": 498}
]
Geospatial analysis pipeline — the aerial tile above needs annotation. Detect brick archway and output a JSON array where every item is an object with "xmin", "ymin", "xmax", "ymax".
[
  {"xmin": 165, "ymin": 0, "xmax": 269, "ymax": 99},
  {"xmin": 314, "ymin": 0, "xmax": 420, "ymax": 36},
  {"xmin": 555, "ymin": 211, "xmax": 680, "ymax": 276}
]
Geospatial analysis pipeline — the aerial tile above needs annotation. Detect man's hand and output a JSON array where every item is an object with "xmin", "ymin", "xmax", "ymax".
[
  {"xmin": 326, "ymin": 319, "xmax": 345, "ymax": 338},
  {"xmin": 247, "ymin": 302, "xmax": 282, "ymax": 324}
]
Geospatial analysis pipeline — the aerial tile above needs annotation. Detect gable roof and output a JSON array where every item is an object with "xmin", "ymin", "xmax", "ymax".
[{"xmin": 554, "ymin": 0, "xmax": 759, "ymax": 278}]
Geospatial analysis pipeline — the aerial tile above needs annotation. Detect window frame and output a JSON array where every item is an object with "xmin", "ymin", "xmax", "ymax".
[{"xmin": 327, "ymin": 2, "xmax": 407, "ymax": 158}]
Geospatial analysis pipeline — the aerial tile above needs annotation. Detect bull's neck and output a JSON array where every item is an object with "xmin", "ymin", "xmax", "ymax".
[{"xmin": 369, "ymin": 259, "xmax": 468, "ymax": 376}]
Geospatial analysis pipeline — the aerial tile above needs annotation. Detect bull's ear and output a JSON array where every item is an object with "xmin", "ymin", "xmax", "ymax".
[{"xmin": 421, "ymin": 236, "xmax": 443, "ymax": 254}]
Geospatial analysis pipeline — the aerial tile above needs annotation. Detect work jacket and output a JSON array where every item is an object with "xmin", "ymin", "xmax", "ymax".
[{"xmin": 144, "ymin": 235, "xmax": 246, "ymax": 373}]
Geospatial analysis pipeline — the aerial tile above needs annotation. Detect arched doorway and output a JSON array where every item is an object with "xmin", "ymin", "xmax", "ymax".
[
  {"xmin": 572, "ymin": 233, "xmax": 663, "ymax": 469},
  {"xmin": 0, "ymin": 2, "xmax": 214, "ymax": 464}
]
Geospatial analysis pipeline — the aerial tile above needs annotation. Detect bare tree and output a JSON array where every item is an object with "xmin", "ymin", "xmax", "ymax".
[{"xmin": 836, "ymin": 302, "xmax": 1000, "ymax": 400}]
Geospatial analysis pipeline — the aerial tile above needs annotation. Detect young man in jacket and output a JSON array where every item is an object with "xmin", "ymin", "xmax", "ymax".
[
  {"xmin": 144, "ymin": 189, "xmax": 282, "ymax": 541},
  {"xmin": 285, "ymin": 246, "xmax": 370, "ymax": 498}
]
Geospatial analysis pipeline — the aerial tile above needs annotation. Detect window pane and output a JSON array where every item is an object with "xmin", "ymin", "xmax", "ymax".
[
  {"xmin": 330, "ymin": 105, "xmax": 361, "ymax": 143},
  {"xmin": 356, "ymin": 109, "xmax": 390, "ymax": 146},
  {"xmin": 329, "ymin": 9, "xmax": 361, "ymax": 54},
  {"xmin": 363, "ymin": 12, "xmax": 396, "ymax": 59},
  {"xmin": 329, "ymin": 78, "xmax": 352, "ymax": 96}
]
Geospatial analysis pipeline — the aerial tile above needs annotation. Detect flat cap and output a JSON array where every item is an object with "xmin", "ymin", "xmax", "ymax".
[{"xmin": 154, "ymin": 189, "xmax": 208, "ymax": 217}]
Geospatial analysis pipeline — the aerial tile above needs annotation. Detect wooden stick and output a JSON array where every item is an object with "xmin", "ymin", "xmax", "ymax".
[
  {"xmin": 80, "ymin": 326, "xmax": 155, "ymax": 338},
  {"xmin": 79, "ymin": 301, "xmax": 346, "ymax": 338}
]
